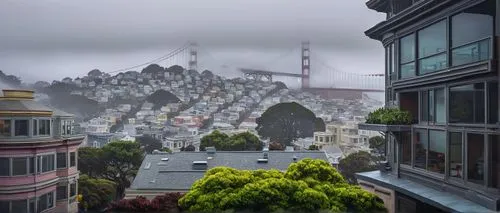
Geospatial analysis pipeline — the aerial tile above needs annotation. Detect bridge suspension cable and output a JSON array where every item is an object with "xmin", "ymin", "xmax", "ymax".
[{"xmin": 107, "ymin": 42, "xmax": 191, "ymax": 74}]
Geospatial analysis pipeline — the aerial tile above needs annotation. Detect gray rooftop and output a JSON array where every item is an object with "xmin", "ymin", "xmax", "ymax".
[
  {"xmin": 356, "ymin": 171, "xmax": 497, "ymax": 213},
  {"xmin": 130, "ymin": 151, "xmax": 328, "ymax": 191},
  {"xmin": 0, "ymin": 99, "xmax": 53, "ymax": 112}
]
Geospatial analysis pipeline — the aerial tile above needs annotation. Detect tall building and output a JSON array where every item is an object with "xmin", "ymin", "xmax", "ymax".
[
  {"xmin": 358, "ymin": 0, "xmax": 500, "ymax": 212},
  {"xmin": 0, "ymin": 90, "xmax": 84, "ymax": 213}
]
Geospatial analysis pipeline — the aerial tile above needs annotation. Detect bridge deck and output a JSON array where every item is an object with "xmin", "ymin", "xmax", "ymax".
[{"xmin": 240, "ymin": 68, "xmax": 305, "ymax": 78}]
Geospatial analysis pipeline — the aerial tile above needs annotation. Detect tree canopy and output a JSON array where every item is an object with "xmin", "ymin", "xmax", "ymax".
[
  {"xmin": 181, "ymin": 144, "xmax": 196, "ymax": 152},
  {"xmin": 166, "ymin": 65, "xmax": 184, "ymax": 75},
  {"xmin": 199, "ymin": 131, "xmax": 263, "ymax": 151},
  {"xmin": 145, "ymin": 89, "xmax": 181, "ymax": 110},
  {"xmin": 179, "ymin": 158, "xmax": 386, "ymax": 213},
  {"xmin": 338, "ymin": 151, "xmax": 378, "ymax": 184},
  {"xmin": 136, "ymin": 135, "xmax": 163, "ymax": 154},
  {"xmin": 256, "ymin": 102, "xmax": 323, "ymax": 146},
  {"xmin": 78, "ymin": 141, "xmax": 144, "ymax": 199},
  {"xmin": 78, "ymin": 175, "xmax": 116, "ymax": 210},
  {"xmin": 141, "ymin": 64, "xmax": 164, "ymax": 74},
  {"xmin": 369, "ymin": 136, "xmax": 386, "ymax": 155}
]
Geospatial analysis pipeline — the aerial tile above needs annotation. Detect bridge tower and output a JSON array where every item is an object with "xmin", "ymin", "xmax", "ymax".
[
  {"xmin": 301, "ymin": 41, "xmax": 310, "ymax": 89},
  {"xmin": 188, "ymin": 42, "xmax": 198, "ymax": 71}
]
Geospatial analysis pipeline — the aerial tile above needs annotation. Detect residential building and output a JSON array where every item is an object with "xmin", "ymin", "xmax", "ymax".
[
  {"xmin": 357, "ymin": 0, "xmax": 499, "ymax": 212},
  {"xmin": 0, "ymin": 90, "xmax": 84, "ymax": 213},
  {"xmin": 124, "ymin": 148, "xmax": 328, "ymax": 199}
]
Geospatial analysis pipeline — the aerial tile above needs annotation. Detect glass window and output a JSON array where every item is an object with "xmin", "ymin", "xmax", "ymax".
[
  {"xmin": 435, "ymin": 89, "xmax": 445, "ymax": 123},
  {"xmin": 428, "ymin": 90, "xmax": 435, "ymax": 122},
  {"xmin": 467, "ymin": 133, "xmax": 484, "ymax": 185},
  {"xmin": 38, "ymin": 120, "xmax": 50, "ymax": 135},
  {"xmin": 57, "ymin": 153, "xmax": 67, "ymax": 169},
  {"xmin": 419, "ymin": 53, "xmax": 447, "ymax": 75},
  {"xmin": 47, "ymin": 192, "xmax": 54, "ymax": 208},
  {"xmin": 400, "ymin": 34, "xmax": 416, "ymax": 79},
  {"xmin": 319, "ymin": 137, "xmax": 323, "ymax": 142},
  {"xmin": 29, "ymin": 157, "xmax": 34, "ymax": 174},
  {"xmin": 401, "ymin": 131, "xmax": 412, "ymax": 165},
  {"xmin": 418, "ymin": 20, "xmax": 447, "ymax": 58},
  {"xmin": 449, "ymin": 83, "xmax": 485, "ymax": 123},
  {"xmin": 12, "ymin": 157, "xmax": 27, "ymax": 176},
  {"xmin": 488, "ymin": 82, "xmax": 498, "ymax": 124},
  {"xmin": 0, "ymin": 201, "xmax": 8, "ymax": 213},
  {"xmin": 421, "ymin": 91, "xmax": 428, "ymax": 122},
  {"xmin": 57, "ymin": 185, "xmax": 67, "ymax": 200},
  {"xmin": 413, "ymin": 129, "xmax": 427, "ymax": 169},
  {"xmin": 70, "ymin": 183, "xmax": 77, "ymax": 197},
  {"xmin": 29, "ymin": 198, "xmax": 35, "ymax": 213},
  {"xmin": 428, "ymin": 130, "xmax": 445, "ymax": 174},
  {"xmin": 0, "ymin": 119, "xmax": 11, "ymax": 137},
  {"xmin": 38, "ymin": 194, "xmax": 47, "ymax": 212},
  {"xmin": 391, "ymin": 44, "xmax": 396, "ymax": 81},
  {"xmin": 11, "ymin": 200, "xmax": 27, "ymax": 213},
  {"xmin": 41, "ymin": 154, "xmax": 55, "ymax": 173},
  {"xmin": 33, "ymin": 120, "xmax": 37, "ymax": 136},
  {"xmin": 449, "ymin": 132, "xmax": 463, "ymax": 178},
  {"xmin": 14, "ymin": 120, "xmax": 28, "ymax": 136},
  {"xmin": 70, "ymin": 152, "xmax": 76, "ymax": 167},
  {"xmin": 488, "ymin": 135, "xmax": 499, "ymax": 189},
  {"xmin": 451, "ymin": 2, "xmax": 493, "ymax": 66},
  {"xmin": 0, "ymin": 158, "xmax": 9, "ymax": 176}
]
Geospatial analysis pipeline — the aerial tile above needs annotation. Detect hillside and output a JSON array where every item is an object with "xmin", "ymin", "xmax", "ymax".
[{"xmin": 146, "ymin": 89, "xmax": 181, "ymax": 110}]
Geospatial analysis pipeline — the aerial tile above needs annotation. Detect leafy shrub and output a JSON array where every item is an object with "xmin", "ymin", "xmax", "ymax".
[
  {"xmin": 109, "ymin": 193, "xmax": 184, "ymax": 212},
  {"xmin": 365, "ymin": 108, "xmax": 413, "ymax": 125}
]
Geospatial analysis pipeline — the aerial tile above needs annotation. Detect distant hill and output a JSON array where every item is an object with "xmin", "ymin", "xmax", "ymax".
[
  {"xmin": 146, "ymin": 89, "xmax": 181, "ymax": 110},
  {"xmin": 49, "ymin": 94, "xmax": 101, "ymax": 120}
]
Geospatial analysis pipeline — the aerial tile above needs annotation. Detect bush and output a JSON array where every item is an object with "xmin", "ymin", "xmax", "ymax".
[
  {"xmin": 365, "ymin": 108, "xmax": 413, "ymax": 125},
  {"xmin": 109, "ymin": 193, "xmax": 184, "ymax": 212}
]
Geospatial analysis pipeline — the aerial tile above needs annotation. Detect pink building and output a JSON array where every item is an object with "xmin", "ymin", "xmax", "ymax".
[{"xmin": 0, "ymin": 90, "xmax": 84, "ymax": 213}]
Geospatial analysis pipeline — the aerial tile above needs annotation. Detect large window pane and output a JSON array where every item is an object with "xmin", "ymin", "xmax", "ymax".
[
  {"xmin": 70, "ymin": 152, "xmax": 76, "ymax": 167},
  {"xmin": 467, "ymin": 133, "xmax": 484, "ymax": 185},
  {"xmin": 413, "ymin": 129, "xmax": 427, "ymax": 169},
  {"xmin": 57, "ymin": 153, "xmax": 67, "ymax": 169},
  {"xmin": 449, "ymin": 132, "xmax": 463, "ymax": 178},
  {"xmin": 12, "ymin": 157, "xmax": 27, "ymax": 176},
  {"xmin": 0, "ymin": 201, "xmax": 8, "ymax": 213},
  {"xmin": 57, "ymin": 185, "xmax": 67, "ymax": 200},
  {"xmin": 421, "ymin": 91, "xmax": 428, "ymax": 122},
  {"xmin": 449, "ymin": 83, "xmax": 485, "ymax": 123},
  {"xmin": 400, "ymin": 63, "xmax": 416, "ymax": 79},
  {"xmin": 0, "ymin": 158, "xmax": 9, "ymax": 176},
  {"xmin": 488, "ymin": 135, "xmax": 499, "ymax": 189},
  {"xmin": 400, "ymin": 34, "xmax": 416, "ymax": 63},
  {"xmin": 451, "ymin": 2, "xmax": 493, "ymax": 47},
  {"xmin": 428, "ymin": 130, "xmax": 445, "ymax": 174},
  {"xmin": 401, "ymin": 131, "xmax": 412, "ymax": 165},
  {"xmin": 452, "ymin": 40, "xmax": 490, "ymax": 66},
  {"xmin": 418, "ymin": 20, "xmax": 447, "ymax": 58},
  {"xmin": 11, "ymin": 200, "xmax": 27, "ymax": 213},
  {"xmin": 38, "ymin": 194, "xmax": 47, "ymax": 212},
  {"xmin": 488, "ymin": 82, "xmax": 498, "ymax": 124},
  {"xmin": 435, "ymin": 89, "xmax": 445, "ymax": 123},
  {"xmin": 41, "ymin": 154, "xmax": 55, "ymax": 173},
  {"xmin": 14, "ymin": 120, "xmax": 28, "ymax": 136},
  {"xmin": 419, "ymin": 53, "xmax": 447, "ymax": 75},
  {"xmin": 38, "ymin": 120, "xmax": 50, "ymax": 135},
  {"xmin": 0, "ymin": 119, "xmax": 11, "ymax": 137}
]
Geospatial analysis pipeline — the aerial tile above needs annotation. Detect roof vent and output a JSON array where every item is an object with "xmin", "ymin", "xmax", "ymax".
[
  {"xmin": 257, "ymin": 158, "xmax": 268, "ymax": 163},
  {"xmin": 193, "ymin": 160, "xmax": 208, "ymax": 165},
  {"xmin": 161, "ymin": 158, "xmax": 169, "ymax": 161},
  {"xmin": 293, "ymin": 155, "xmax": 298, "ymax": 161},
  {"xmin": 192, "ymin": 160, "xmax": 208, "ymax": 170},
  {"xmin": 144, "ymin": 162, "xmax": 151, "ymax": 169}
]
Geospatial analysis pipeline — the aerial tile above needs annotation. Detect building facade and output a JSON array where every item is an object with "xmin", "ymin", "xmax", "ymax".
[
  {"xmin": 358, "ymin": 0, "xmax": 500, "ymax": 212},
  {"xmin": 0, "ymin": 90, "xmax": 84, "ymax": 213}
]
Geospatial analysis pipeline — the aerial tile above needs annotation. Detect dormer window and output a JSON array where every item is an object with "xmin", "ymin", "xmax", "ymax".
[
  {"xmin": 14, "ymin": 120, "xmax": 29, "ymax": 136},
  {"xmin": 36, "ymin": 119, "xmax": 51, "ymax": 136}
]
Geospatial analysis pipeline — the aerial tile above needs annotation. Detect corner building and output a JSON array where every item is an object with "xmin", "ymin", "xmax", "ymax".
[
  {"xmin": 0, "ymin": 90, "xmax": 84, "ymax": 213},
  {"xmin": 358, "ymin": 0, "xmax": 500, "ymax": 212}
]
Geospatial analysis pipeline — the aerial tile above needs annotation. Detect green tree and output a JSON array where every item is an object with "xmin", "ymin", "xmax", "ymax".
[
  {"xmin": 183, "ymin": 144, "xmax": 196, "ymax": 152},
  {"xmin": 256, "ymin": 102, "xmax": 323, "ymax": 146},
  {"xmin": 315, "ymin": 118, "xmax": 326, "ymax": 132},
  {"xmin": 136, "ymin": 135, "xmax": 163, "ymax": 154},
  {"xmin": 369, "ymin": 136, "xmax": 386, "ymax": 154},
  {"xmin": 200, "ymin": 130, "xmax": 229, "ymax": 151},
  {"xmin": 200, "ymin": 131, "xmax": 262, "ymax": 151},
  {"xmin": 78, "ymin": 147, "xmax": 105, "ymax": 178},
  {"xmin": 161, "ymin": 147, "xmax": 173, "ymax": 153},
  {"xmin": 179, "ymin": 159, "xmax": 386, "ymax": 213},
  {"xmin": 269, "ymin": 141, "xmax": 284, "ymax": 151},
  {"xmin": 100, "ymin": 141, "xmax": 144, "ymax": 199},
  {"xmin": 338, "ymin": 151, "xmax": 378, "ymax": 184},
  {"xmin": 78, "ymin": 174, "xmax": 116, "ymax": 210}
]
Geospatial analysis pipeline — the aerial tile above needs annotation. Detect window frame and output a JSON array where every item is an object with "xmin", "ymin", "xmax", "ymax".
[
  {"xmin": 57, "ymin": 185, "xmax": 68, "ymax": 201},
  {"xmin": 416, "ymin": 19, "xmax": 448, "ymax": 75},
  {"xmin": 13, "ymin": 119, "xmax": 29, "ymax": 137},
  {"xmin": 399, "ymin": 33, "xmax": 417, "ymax": 79},
  {"xmin": 70, "ymin": 152, "xmax": 76, "ymax": 167},
  {"xmin": 56, "ymin": 152, "xmax": 67, "ymax": 169},
  {"xmin": 36, "ymin": 153, "xmax": 56, "ymax": 174}
]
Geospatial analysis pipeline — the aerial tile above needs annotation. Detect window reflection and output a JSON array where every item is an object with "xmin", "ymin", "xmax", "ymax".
[
  {"xmin": 413, "ymin": 129, "xmax": 427, "ymax": 169},
  {"xmin": 449, "ymin": 83, "xmax": 485, "ymax": 123},
  {"xmin": 467, "ymin": 133, "xmax": 484, "ymax": 185},
  {"xmin": 401, "ymin": 131, "xmax": 412, "ymax": 166},
  {"xmin": 488, "ymin": 82, "xmax": 498, "ymax": 124},
  {"xmin": 428, "ymin": 130, "xmax": 445, "ymax": 174},
  {"xmin": 419, "ymin": 53, "xmax": 447, "ymax": 75},
  {"xmin": 449, "ymin": 132, "xmax": 463, "ymax": 178},
  {"xmin": 488, "ymin": 135, "xmax": 499, "ymax": 189}
]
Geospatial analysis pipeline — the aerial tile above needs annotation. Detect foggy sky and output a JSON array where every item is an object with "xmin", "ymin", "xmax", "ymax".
[{"xmin": 0, "ymin": 0, "xmax": 386, "ymax": 85}]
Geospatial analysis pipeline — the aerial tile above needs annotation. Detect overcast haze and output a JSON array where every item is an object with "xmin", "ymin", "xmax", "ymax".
[{"xmin": 0, "ymin": 0, "xmax": 385, "ymax": 87}]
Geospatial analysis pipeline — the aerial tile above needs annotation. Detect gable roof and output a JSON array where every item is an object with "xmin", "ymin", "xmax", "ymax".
[{"xmin": 130, "ymin": 151, "xmax": 328, "ymax": 191}]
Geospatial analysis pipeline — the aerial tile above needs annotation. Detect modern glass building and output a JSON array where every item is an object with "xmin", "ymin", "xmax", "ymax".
[
  {"xmin": 0, "ymin": 90, "xmax": 84, "ymax": 213},
  {"xmin": 358, "ymin": 0, "xmax": 500, "ymax": 212}
]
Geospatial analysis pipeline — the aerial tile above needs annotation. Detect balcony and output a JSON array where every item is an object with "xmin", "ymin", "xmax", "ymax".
[{"xmin": 358, "ymin": 108, "xmax": 414, "ymax": 132}]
